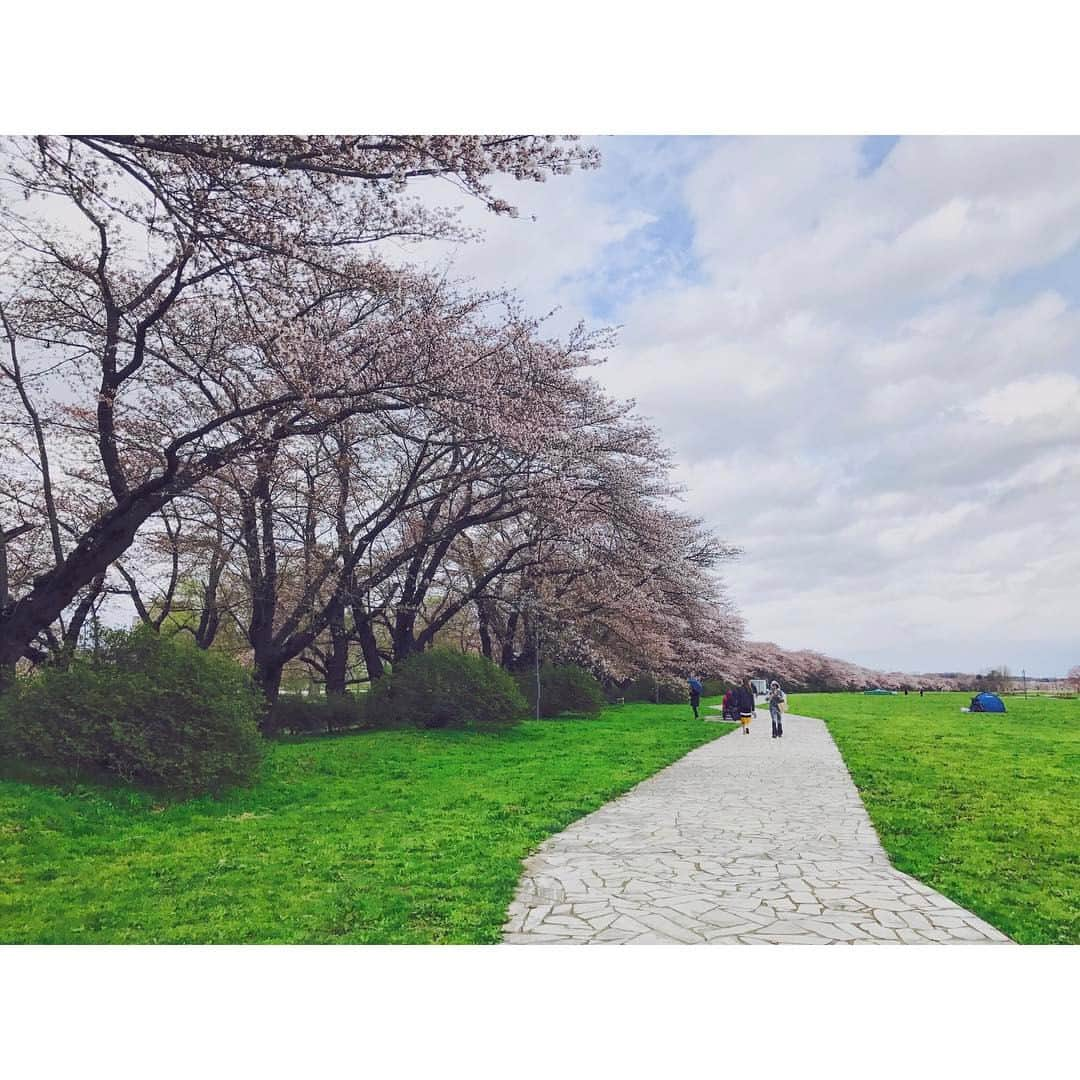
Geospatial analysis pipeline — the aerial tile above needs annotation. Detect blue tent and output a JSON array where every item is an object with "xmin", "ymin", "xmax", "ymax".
[{"xmin": 970, "ymin": 692, "xmax": 1006, "ymax": 713}]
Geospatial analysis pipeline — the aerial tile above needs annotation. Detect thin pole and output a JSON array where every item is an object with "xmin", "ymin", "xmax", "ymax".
[{"xmin": 534, "ymin": 619, "xmax": 540, "ymax": 721}]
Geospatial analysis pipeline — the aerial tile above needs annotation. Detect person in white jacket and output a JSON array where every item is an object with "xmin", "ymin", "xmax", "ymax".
[{"xmin": 768, "ymin": 681, "xmax": 787, "ymax": 739}]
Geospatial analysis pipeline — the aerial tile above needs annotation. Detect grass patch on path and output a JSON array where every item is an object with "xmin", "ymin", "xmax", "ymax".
[
  {"xmin": 1, "ymin": 700, "xmax": 726, "ymax": 944},
  {"xmin": 791, "ymin": 692, "xmax": 1079, "ymax": 944}
]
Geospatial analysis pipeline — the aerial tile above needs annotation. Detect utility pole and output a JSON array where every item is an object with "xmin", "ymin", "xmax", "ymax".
[{"xmin": 1022, "ymin": 668, "xmax": 1028, "ymax": 698}]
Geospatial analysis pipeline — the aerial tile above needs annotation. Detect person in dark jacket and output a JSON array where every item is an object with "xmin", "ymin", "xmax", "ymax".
[
  {"xmin": 737, "ymin": 679, "xmax": 756, "ymax": 735},
  {"xmin": 688, "ymin": 675, "xmax": 703, "ymax": 719}
]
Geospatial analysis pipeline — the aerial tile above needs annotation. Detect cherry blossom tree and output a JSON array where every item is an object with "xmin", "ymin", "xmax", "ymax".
[
  {"xmin": 442, "ymin": 406, "xmax": 743, "ymax": 684},
  {"xmin": 0, "ymin": 135, "xmax": 597, "ymax": 681},
  {"xmin": 1, "ymin": 134, "xmax": 751, "ymax": 701},
  {"xmin": 113, "ymin": 292, "xmax": 747, "ymax": 702},
  {"xmin": 111, "ymin": 290, "xmax": 620, "ymax": 700},
  {"xmin": 726, "ymin": 640, "xmax": 972, "ymax": 692}
]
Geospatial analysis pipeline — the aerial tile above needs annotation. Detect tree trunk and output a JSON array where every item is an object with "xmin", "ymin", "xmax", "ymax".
[
  {"xmin": 254, "ymin": 655, "xmax": 284, "ymax": 706},
  {"xmin": 195, "ymin": 603, "xmax": 220, "ymax": 650},
  {"xmin": 0, "ymin": 490, "xmax": 169, "ymax": 677},
  {"xmin": 392, "ymin": 607, "xmax": 417, "ymax": 664},
  {"xmin": 476, "ymin": 600, "xmax": 492, "ymax": 661},
  {"xmin": 0, "ymin": 531, "xmax": 10, "ymax": 614},
  {"xmin": 56, "ymin": 574, "xmax": 106, "ymax": 667},
  {"xmin": 325, "ymin": 601, "xmax": 350, "ymax": 696},
  {"xmin": 356, "ymin": 617, "xmax": 384, "ymax": 681},
  {"xmin": 500, "ymin": 610, "xmax": 519, "ymax": 669},
  {"xmin": 0, "ymin": 533, "xmax": 11, "ymax": 689}
]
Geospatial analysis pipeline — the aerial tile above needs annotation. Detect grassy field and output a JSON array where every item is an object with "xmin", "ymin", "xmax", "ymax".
[
  {"xmin": 0, "ymin": 700, "xmax": 725, "ymax": 944},
  {"xmin": 790, "ymin": 691, "xmax": 1079, "ymax": 944}
]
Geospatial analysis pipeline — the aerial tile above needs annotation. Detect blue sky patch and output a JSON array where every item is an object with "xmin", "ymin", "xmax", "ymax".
[{"xmin": 859, "ymin": 135, "xmax": 900, "ymax": 174}]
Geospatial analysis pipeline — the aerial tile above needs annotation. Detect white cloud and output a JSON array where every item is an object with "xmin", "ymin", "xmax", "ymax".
[
  {"xmin": 968, "ymin": 373, "xmax": 1080, "ymax": 424},
  {"xmin": 413, "ymin": 137, "xmax": 1080, "ymax": 675}
]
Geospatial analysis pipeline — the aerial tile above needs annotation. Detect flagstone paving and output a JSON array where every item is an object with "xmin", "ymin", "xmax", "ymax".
[{"xmin": 503, "ymin": 709, "xmax": 1012, "ymax": 945}]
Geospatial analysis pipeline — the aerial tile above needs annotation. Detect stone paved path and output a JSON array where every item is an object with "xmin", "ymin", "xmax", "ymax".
[{"xmin": 503, "ymin": 709, "xmax": 1012, "ymax": 944}]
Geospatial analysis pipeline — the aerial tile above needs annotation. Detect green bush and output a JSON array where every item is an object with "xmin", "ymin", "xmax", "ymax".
[
  {"xmin": 365, "ymin": 649, "xmax": 526, "ymax": 730},
  {"xmin": 264, "ymin": 692, "xmax": 366, "ymax": 737},
  {"xmin": 700, "ymin": 678, "xmax": 727, "ymax": 698},
  {"xmin": 517, "ymin": 664, "xmax": 605, "ymax": 718},
  {"xmin": 0, "ymin": 626, "xmax": 264, "ymax": 794}
]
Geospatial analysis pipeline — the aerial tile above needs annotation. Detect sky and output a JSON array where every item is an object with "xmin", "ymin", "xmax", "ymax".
[{"xmin": 422, "ymin": 136, "xmax": 1080, "ymax": 677}]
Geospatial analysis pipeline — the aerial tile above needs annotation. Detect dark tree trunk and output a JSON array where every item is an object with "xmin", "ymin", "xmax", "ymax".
[
  {"xmin": 325, "ymin": 599, "xmax": 350, "ymax": 696},
  {"xmin": 0, "ymin": 531, "xmax": 12, "ymax": 613},
  {"xmin": 325, "ymin": 648, "xmax": 348, "ymax": 696},
  {"xmin": 194, "ymin": 552, "xmax": 226, "ymax": 649},
  {"xmin": 356, "ymin": 617, "xmax": 384, "ymax": 681},
  {"xmin": 195, "ymin": 603, "xmax": 221, "ymax": 650},
  {"xmin": 0, "ymin": 489, "xmax": 169, "ymax": 679},
  {"xmin": 476, "ymin": 600, "xmax": 492, "ymax": 661},
  {"xmin": 254, "ymin": 655, "xmax": 284, "ymax": 706},
  {"xmin": 56, "ymin": 574, "xmax": 107, "ymax": 666},
  {"xmin": 500, "ymin": 610, "xmax": 519, "ymax": 669},
  {"xmin": 392, "ymin": 607, "xmax": 417, "ymax": 664}
]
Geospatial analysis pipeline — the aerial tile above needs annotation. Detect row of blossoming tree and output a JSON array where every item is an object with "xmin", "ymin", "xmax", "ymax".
[{"xmin": 0, "ymin": 135, "xmax": 741, "ymax": 700}]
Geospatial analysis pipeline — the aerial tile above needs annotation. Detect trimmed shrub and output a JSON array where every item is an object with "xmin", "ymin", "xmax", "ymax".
[
  {"xmin": 517, "ymin": 664, "xmax": 605, "ymax": 718},
  {"xmin": 263, "ymin": 692, "xmax": 366, "ymax": 737},
  {"xmin": 365, "ymin": 649, "xmax": 526, "ymax": 730},
  {"xmin": 261, "ymin": 695, "xmax": 320, "ymax": 738},
  {"xmin": 0, "ymin": 626, "xmax": 264, "ymax": 794},
  {"xmin": 700, "ymin": 678, "xmax": 727, "ymax": 698},
  {"xmin": 324, "ymin": 692, "xmax": 366, "ymax": 732}
]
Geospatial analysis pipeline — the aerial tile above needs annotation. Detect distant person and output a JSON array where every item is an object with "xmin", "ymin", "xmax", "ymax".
[
  {"xmin": 688, "ymin": 675, "xmax": 703, "ymax": 719},
  {"xmin": 919, "ymin": 688, "xmax": 924, "ymax": 698},
  {"xmin": 722, "ymin": 687, "xmax": 736, "ymax": 722},
  {"xmin": 737, "ymin": 678, "xmax": 756, "ymax": 735},
  {"xmin": 768, "ymin": 680, "xmax": 787, "ymax": 738}
]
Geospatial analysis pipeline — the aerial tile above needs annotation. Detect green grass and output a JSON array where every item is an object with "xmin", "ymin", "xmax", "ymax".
[
  {"xmin": 0, "ymin": 700, "xmax": 726, "ymax": 943},
  {"xmin": 790, "ymin": 691, "xmax": 1079, "ymax": 944}
]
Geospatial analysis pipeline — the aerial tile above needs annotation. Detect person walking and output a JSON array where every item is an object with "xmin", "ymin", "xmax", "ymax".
[
  {"xmin": 688, "ymin": 675, "xmax": 703, "ymax": 719},
  {"xmin": 737, "ymin": 678, "xmax": 756, "ymax": 735},
  {"xmin": 722, "ymin": 687, "xmax": 736, "ymax": 723},
  {"xmin": 768, "ymin": 680, "xmax": 786, "ymax": 739}
]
